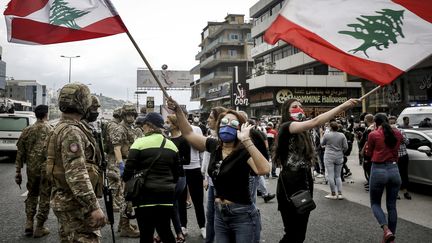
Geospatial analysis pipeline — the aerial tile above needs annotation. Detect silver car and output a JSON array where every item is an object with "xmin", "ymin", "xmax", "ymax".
[
  {"xmin": 0, "ymin": 111, "xmax": 36, "ymax": 157},
  {"xmin": 403, "ymin": 129, "xmax": 432, "ymax": 186}
]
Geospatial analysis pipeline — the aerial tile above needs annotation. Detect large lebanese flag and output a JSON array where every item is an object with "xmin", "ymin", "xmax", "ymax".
[
  {"xmin": 264, "ymin": 0, "xmax": 432, "ymax": 85},
  {"xmin": 4, "ymin": 0, "xmax": 127, "ymax": 45}
]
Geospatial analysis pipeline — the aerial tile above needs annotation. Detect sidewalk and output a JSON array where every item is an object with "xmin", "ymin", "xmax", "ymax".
[{"xmin": 314, "ymin": 141, "xmax": 432, "ymax": 229}]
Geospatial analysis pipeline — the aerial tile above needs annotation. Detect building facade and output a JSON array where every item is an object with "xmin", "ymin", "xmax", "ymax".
[
  {"xmin": 0, "ymin": 46, "xmax": 6, "ymax": 90},
  {"xmin": 5, "ymin": 80, "xmax": 47, "ymax": 110},
  {"xmin": 247, "ymin": 0, "xmax": 362, "ymax": 118},
  {"xmin": 190, "ymin": 14, "xmax": 253, "ymax": 113}
]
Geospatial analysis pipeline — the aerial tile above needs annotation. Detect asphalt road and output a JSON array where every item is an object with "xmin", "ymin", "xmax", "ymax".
[{"xmin": 1, "ymin": 156, "xmax": 431, "ymax": 243}]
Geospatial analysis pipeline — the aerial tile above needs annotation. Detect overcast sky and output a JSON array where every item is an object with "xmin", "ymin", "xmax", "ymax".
[{"xmin": 0, "ymin": 0, "xmax": 256, "ymax": 110}]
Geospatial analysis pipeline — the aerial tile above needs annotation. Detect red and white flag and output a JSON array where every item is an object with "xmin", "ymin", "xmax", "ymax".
[
  {"xmin": 4, "ymin": 0, "xmax": 127, "ymax": 45},
  {"xmin": 264, "ymin": 0, "xmax": 432, "ymax": 85}
]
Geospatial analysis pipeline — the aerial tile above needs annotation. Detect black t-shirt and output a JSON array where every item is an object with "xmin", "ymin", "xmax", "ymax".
[
  {"xmin": 170, "ymin": 136, "xmax": 191, "ymax": 177},
  {"xmin": 206, "ymin": 138, "xmax": 252, "ymax": 205}
]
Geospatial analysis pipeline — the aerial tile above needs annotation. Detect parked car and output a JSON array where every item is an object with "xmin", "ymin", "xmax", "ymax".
[
  {"xmin": 0, "ymin": 111, "xmax": 36, "ymax": 157},
  {"xmin": 403, "ymin": 128, "xmax": 432, "ymax": 186},
  {"xmin": 397, "ymin": 106, "xmax": 432, "ymax": 128}
]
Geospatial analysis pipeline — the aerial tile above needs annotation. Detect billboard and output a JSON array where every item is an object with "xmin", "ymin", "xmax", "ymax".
[{"xmin": 137, "ymin": 69, "xmax": 193, "ymax": 89}]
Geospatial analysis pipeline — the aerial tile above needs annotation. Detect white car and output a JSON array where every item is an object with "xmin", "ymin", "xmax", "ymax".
[
  {"xmin": 0, "ymin": 111, "xmax": 36, "ymax": 157},
  {"xmin": 403, "ymin": 129, "xmax": 432, "ymax": 186},
  {"xmin": 397, "ymin": 106, "xmax": 432, "ymax": 128}
]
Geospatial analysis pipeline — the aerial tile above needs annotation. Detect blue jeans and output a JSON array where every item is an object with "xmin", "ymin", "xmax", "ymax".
[
  {"xmin": 324, "ymin": 157, "xmax": 344, "ymax": 193},
  {"xmin": 205, "ymin": 185, "xmax": 215, "ymax": 243},
  {"xmin": 214, "ymin": 202, "xmax": 260, "ymax": 243},
  {"xmin": 369, "ymin": 162, "xmax": 401, "ymax": 234},
  {"xmin": 173, "ymin": 176, "xmax": 186, "ymax": 234}
]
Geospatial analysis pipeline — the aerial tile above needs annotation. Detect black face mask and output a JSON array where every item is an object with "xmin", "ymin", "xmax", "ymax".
[{"xmin": 86, "ymin": 111, "xmax": 99, "ymax": 122}]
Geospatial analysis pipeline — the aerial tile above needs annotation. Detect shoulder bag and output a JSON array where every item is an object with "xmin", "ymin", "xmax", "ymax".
[
  {"xmin": 124, "ymin": 137, "xmax": 166, "ymax": 201},
  {"xmin": 280, "ymin": 169, "xmax": 316, "ymax": 214}
]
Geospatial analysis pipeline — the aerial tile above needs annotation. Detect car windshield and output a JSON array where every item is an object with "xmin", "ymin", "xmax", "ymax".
[
  {"xmin": 0, "ymin": 117, "xmax": 29, "ymax": 131},
  {"xmin": 424, "ymin": 131, "xmax": 432, "ymax": 140},
  {"xmin": 402, "ymin": 114, "xmax": 432, "ymax": 126}
]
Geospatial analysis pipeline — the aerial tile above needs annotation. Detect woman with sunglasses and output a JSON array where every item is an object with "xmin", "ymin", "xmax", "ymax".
[
  {"xmin": 167, "ymin": 98, "xmax": 270, "ymax": 243},
  {"xmin": 273, "ymin": 98, "xmax": 359, "ymax": 243}
]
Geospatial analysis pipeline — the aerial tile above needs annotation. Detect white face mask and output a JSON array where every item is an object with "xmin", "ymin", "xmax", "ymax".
[{"xmin": 193, "ymin": 117, "xmax": 200, "ymax": 123}]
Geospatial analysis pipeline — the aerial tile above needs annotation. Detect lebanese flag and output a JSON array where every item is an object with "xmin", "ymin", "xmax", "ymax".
[
  {"xmin": 264, "ymin": 0, "xmax": 432, "ymax": 85},
  {"xmin": 4, "ymin": 0, "xmax": 127, "ymax": 45}
]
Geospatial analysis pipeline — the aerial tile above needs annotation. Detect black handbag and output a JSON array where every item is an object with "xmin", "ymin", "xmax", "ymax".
[
  {"xmin": 124, "ymin": 137, "xmax": 166, "ymax": 201},
  {"xmin": 281, "ymin": 169, "xmax": 316, "ymax": 214}
]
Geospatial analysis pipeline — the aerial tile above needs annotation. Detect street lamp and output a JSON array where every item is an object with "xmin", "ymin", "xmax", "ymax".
[{"xmin": 60, "ymin": 55, "xmax": 80, "ymax": 83}]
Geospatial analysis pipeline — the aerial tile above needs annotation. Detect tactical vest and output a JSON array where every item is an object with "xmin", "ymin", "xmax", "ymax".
[
  {"xmin": 46, "ymin": 120, "xmax": 103, "ymax": 198},
  {"xmin": 119, "ymin": 123, "xmax": 136, "ymax": 159}
]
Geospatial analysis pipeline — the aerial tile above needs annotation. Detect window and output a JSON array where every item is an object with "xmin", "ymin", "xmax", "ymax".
[
  {"xmin": 228, "ymin": 50, "xmax": 238, "ymax": 57},
  {"xmin": 229, "ymin": 33, "xmax": 239, "ymax": 40},
  {"xmin": 406, "ymin": 132, "xmax": 431, "ymax": 150}
]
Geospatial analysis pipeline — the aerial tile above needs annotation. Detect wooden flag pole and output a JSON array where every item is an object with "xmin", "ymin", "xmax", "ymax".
[
  {"xmin": 124, "ymin": 31, "xmax": 170, "ymax": 98},
  {"xmin": 359, "ymin": 86, "xmax": 382, "ymax": 100}
]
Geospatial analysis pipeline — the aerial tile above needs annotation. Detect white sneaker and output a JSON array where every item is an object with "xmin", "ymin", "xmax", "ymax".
[
  {"xmin": 324, "ymin": 194, "xmax": 338, "ymax": 200},
  {"xmin": 200, "ymin": 227, "xmax": 206, "ymax": 239},
  {"xmin": 181, "ymin": 227, "xmax": 188, "ymax": 236},
  {"xmin": 337, "ymin": 194, "xmax": 344, "ymax": 200},
  {"xmin": 316, "ymin": 174, "xmax": 324, "ymax": 178}
]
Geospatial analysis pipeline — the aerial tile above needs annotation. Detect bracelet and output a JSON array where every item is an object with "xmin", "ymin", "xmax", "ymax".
[
  {"xmin": 245, "ymin": 143, "xmax": 255, "ymax": 150},
  {"xmin": 242, "ymin": 138, "xmax": 252, "ymax": 144}
]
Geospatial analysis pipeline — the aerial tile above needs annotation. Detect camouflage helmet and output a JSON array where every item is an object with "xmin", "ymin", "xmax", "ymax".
[
  {"xmin": 58, "ymin": 83, "xmax": 91, "ymax": 115},
  {"xmin": 89, "ymin": 95, "xmax": 101, "ymax": 112},
  {"xmin": 121, "ymin": 103, "xmax": 137, "ymax": 117},
  {"xmin": 113, "ymin": 107, "xmax": 122, "ymax": 119}
]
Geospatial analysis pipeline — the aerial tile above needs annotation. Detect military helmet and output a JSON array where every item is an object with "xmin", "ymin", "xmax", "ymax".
[
  {"xmin": 121, "ymin": 103, "xmax": 137, "ymax": 117},
  {"xmin": 89, "ymin": 95, "xmax": 101, "ymax": 111},
  {"xmin": 58, "ymin": 83, "xmax": 92, "ymax": 115},
  {"xmin": 113, "ymin": 107, "xmax": 122, "ymax": 119}
]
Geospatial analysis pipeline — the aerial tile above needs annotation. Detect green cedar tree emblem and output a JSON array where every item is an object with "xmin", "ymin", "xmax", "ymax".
[
  {"xmin": 49, "ymin": 0, "xmax": 89, "ymax": 30},
  {"xmin": 338, "ymin": 9, "xmax": 405, "ymax": 58}
]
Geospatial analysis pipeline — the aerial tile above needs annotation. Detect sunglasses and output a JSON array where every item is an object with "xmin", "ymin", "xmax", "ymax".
[
  {"xmin": 212, "ymin": 160, "xmax": 223, "ymax": 179},
  {"xmin": 220, "ymin": 118, "xmax": 240, "ymax": 129}
]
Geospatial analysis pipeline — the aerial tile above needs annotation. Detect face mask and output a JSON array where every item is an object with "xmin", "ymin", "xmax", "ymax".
[
  {"xmin": 290, "ymin": 107, "xmax": 305, "ymax": 121},
  {"xmin": 218, "ymin": 126, "xmax": 237, "ymax": 143},
  {"xmin": 193, "ymin": 117, "xmax": 200, "ymax": 123},
  {"xmin": 87, "ymin": 111, "xmax": 99, "ymax": 122}
]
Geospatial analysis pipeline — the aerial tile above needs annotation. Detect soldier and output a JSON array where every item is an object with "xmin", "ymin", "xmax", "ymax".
[
  {"xmin": 111, "ymin": 103, "xmax": 140, "ymax": 237},
  {"xmin": 46, "ymin": 83, "xmax": 106, "ymax": 242},
  {"xmin": 134, "ymin": 115, "xmax": 145, "ymax": 138},
  {"xmin": 104, "ymin": 107, "xmax": 123, "ymax": 212},
  {"xmin": 15, "ymin": 105, "xmax": 53, "ymax": 238}
]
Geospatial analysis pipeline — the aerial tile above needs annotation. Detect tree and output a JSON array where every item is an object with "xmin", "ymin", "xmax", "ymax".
[
  {"xmin": 49, "ymin": 0, "xmax": 89, "ymax": 30},
  {"xmin": 338, "ymin": 9, "xmax": 405, "ymax": 58}
]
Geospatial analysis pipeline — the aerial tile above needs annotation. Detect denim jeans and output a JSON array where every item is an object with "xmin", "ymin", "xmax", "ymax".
[
  {"xmin": 172, "ymin": 176, "xmax": 186, "ymax": 234},
  {"xmin": 214, "ymin": 201, "xmax": 260, "ymax": 243},
  {"xmin": 324, "ymin": 158, "xmax": 344, "ymax": 193},
  {"xmin": 369, "ymin": 162, "xmax": 401, "ymax": 234},
  {"xmin": 205, "ymin": 185, "xmax": 215, "ymax": 243}
]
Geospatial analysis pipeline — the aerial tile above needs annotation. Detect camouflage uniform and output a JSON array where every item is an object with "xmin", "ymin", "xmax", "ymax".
[
  {"xmin": 111, "ymin": 104, "xmax": 140, "ymax": 237},
  {"xmin": 15, "ymin": 120, "xmax": 53, "ymax": 234},
  {"xmin": 46, "ymin": 83, "xmax": 103, "ymax": 243}
]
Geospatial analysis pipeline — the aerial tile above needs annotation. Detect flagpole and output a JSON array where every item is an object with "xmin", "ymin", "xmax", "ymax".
[
  {"xmin": 124, "ymin": 31, "xmax": 170, "ymax": 98},
  {"xmin": 359, "ymin": 85, "xmax": 382, "ymax": 100}
]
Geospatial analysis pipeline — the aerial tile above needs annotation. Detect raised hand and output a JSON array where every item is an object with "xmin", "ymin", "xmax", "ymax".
[{"xmin": 237, "ymin": 122, "xmax": 253, "ymax": 142}]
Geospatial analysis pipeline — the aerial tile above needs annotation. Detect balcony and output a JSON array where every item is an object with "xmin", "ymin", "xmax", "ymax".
[
  {"xmin": 200, "ymin": 71, "xmax": 233, "ymax": 84},
  {"xmin": 246, "ymin": 73, "xmax": 361, "ymax": 90},
  {"xmin": 201, "ymin": 54, "xmax": 249, "ymax": 69},
  {"xmin": 196, "ymin": 39, "xmax": 246, "ymax": 60},
  {"xmin": 251, "ymin": 13, "xmax": 277, "ymax": 37},
  {"xmin": 274, "ymin": 52, "xmax": 317, "ymax": 71},
  {"xmin": 250, "ymin": 0, "xmax": 280, "ymax": 18},
  {"xmin": 251, "ymin": 41, "xmax": 282, "ymax": 58}
]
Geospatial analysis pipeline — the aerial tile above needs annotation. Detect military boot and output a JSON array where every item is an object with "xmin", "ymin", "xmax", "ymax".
[
  {"xmin": 24, "ymin": 219, "xmax": 33, "ymax": 236},
  {"xmin": 33, "ymin": 227, "xmax": 50, "ymax": 238},
  {"xmin": 118, "ymin": 217, "xmax": 140, "ymax": 238}
]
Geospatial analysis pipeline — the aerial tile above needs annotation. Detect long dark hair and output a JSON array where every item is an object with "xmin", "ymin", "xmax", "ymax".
[
  {"xmin": 273, "ymin": 99, "xmax": 315, "ymax": 167},
  {"xmin": 374, "ymin": 113, "xmax": 397, "ymax": 148}
]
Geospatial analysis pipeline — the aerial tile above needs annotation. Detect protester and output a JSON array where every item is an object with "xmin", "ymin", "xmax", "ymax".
[
  {"xmin": 201, "ymin": 106, "xmax": 227, "ymax": 243},
  {"xmin": 123, "ymin": 112, "xmax": 180, "ymax": 243},
  {"xmin": 168, "ymin": 97, "xmax": 270, "ymax": 243},
  {"xmin": 359, "ymin": 114, "xmax": 375, "ymax": 191},
  {"xmin": 321, "ymin": 121, "xmax": 348, "ymax": 199},
  {"xmin": 388, "ymin": 116, "xmax": 412, "ymax": 200},
  {"xmin": 273, "ymin": 98, "xmax": 359, "ymax": 243},
  {"xmin": 366, "ymin": 113, "xmax": 403, "ymax": 243},
  {"xmin": 165, "ymin": 114, "xmax": 191, "ymax": 243}
]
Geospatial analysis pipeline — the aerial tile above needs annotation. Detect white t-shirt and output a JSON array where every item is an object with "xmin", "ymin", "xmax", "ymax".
[{"xmin": 183, "ymin": 125, "xmax": 203, "ymax": 170}]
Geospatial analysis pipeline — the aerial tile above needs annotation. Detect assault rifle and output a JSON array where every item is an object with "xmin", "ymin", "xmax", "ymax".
[{"xmin": 97, "ymin": 132, "xmax": 116, "ymax": 243}]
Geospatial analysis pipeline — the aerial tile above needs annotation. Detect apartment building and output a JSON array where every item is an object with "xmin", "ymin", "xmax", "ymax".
[
  {"xmin": 190, "ymin": 14, "xmax": 253, "ymax": 113},
  {"xmin": 247, "ymin": 0, "xmax": 362, "ymax": 118}
]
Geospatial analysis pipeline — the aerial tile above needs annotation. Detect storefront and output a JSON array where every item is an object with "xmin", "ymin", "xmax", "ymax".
[{"xmin": 250, "ymin": 87, "xmax": 362, "ymax": 118}]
